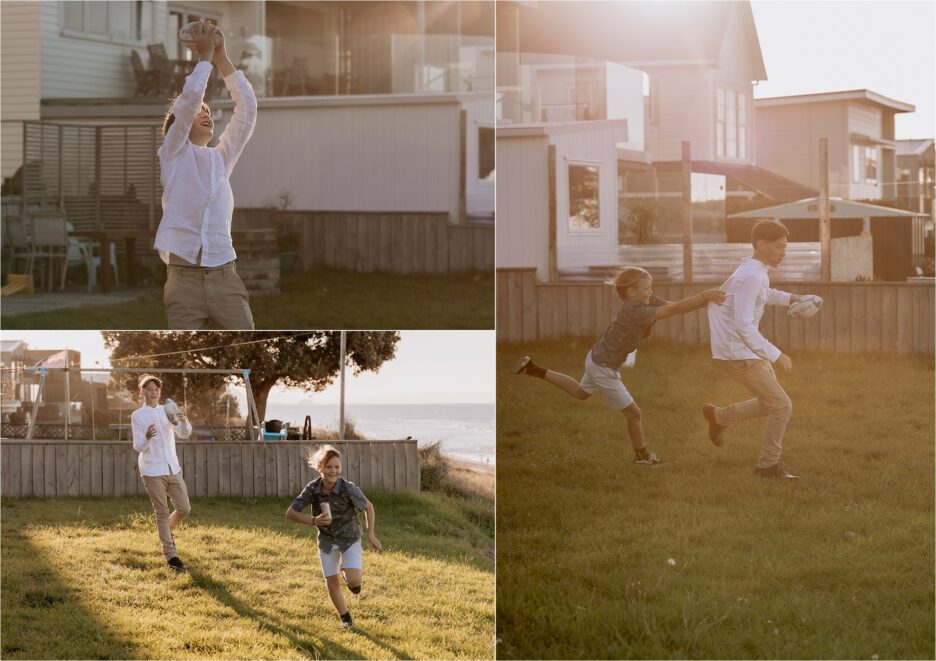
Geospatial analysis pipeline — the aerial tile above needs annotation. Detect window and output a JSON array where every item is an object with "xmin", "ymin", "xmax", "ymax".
[
  {"xmin": 169, "ymin": 7, "xmax": 221, "ymax": 60},
  {"xmin": 568, "ymin": 163, "xmax": 600, "ymax": 231},
  {"xmin": 852, "ymin": 145, "xmax": 862, "ymax": 183},
  {"xmin": 864, "ymin": 146, "xmax": 878, "ymax": 185},
  {"xmin": 63, "ymin": 1, "xmax": 143, "ymax": 42},
  {"xmin": 716, "ymin": 86, "xmax": 747, "ymax": 159},
  {"xmin": 478, "ymin": 127, "xmax": 494, "ymax": 181}
]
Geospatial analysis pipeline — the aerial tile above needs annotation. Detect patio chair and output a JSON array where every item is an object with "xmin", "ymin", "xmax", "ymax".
[
  {"xmin": 130, "ymin": 50, "xmax": 160, "ymax": 97},
  {"xmin": 279, "ymin": 58, "xmax": 310, "ymax": 96},
  {"xmin": 4, "ymin": 215, "xmax": 35, "ymax": 279},
  {"xmin": 262, "ymin": 419, "xmax": 289, "ymax": 441},
  {"xmin": 29, "ymin": 210, "xmax": 69, "ymax": 291},
  {"xmin": 147, "ymin": 43, "xmax": 183, "ymax": 96},
  {"xmin": 65, "ymin": 222, "xmax": 118, "ymax": 291}
]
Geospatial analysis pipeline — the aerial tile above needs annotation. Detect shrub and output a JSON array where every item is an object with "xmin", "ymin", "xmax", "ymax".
[{"xmin": 418, "ymin": 441, "xmax": 450, "ymax": 492}]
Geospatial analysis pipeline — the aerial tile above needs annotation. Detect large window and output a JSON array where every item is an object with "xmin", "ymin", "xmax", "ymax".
[
  {"xmin": 864, "ymin": 146, "xmax": 878, "ymax": 185},
  {"xmin": 63, "ymin": 1, "xmax": 144, "ymax": 43},
  {"xmin": 568, "ymin": 163, "xmax": 600, "ymax": 231},
  {"xmin": 716, "ymin": 86, "xmax": 747, "ymax": 159}
]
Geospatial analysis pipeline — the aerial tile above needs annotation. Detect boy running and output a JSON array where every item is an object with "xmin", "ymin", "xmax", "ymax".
[{"xmin": 515, "ymin": 267, "xmax": 725, "ymax": 465}]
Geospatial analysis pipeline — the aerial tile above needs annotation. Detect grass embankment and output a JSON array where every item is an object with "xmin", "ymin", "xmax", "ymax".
[
  {"xmin": 2, "ymin": 485, "xmax": 494, "ymax": 660},
  {"xmin": 1, "ymin": 269, "xmax": 494, "ymax": 330},
  {"xmin": 496, "ymin": 339, "xmax": 934, "ymax": 660}
]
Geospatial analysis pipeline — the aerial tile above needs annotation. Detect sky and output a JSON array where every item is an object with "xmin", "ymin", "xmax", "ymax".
[
  {"xmin": 751, "ymin": 1, "xmax": 935, "ymax": 140},
  {"xmin": 4, "ymin": 331, "xmax": 496, "ymax": 405}
]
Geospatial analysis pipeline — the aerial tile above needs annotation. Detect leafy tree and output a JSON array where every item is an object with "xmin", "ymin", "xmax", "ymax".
[{"xmin": 101, "ymin": 332, "xmax": 400, "ymax": 424}]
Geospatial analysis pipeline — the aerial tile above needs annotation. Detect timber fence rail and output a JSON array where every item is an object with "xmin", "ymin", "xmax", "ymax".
[
  {"xmin": 0, "ymin": 439, "xmax": 420, "ymax": 498},
  {"xmin": 497, "ymin": 268, "xmax": 935, "ymax": 355}
]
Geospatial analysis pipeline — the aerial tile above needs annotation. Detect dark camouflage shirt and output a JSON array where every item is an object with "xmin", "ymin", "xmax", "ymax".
[
  {"xmin": 291, "ymin": 476, "xmax": 369, "ymax": 553},
  {"xmin": 590, "ymin": 295, "xmax": 669, "ymax": 369}
]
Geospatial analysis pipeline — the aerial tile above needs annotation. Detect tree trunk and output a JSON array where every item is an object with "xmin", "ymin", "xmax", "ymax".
[{"xmin": 251, "ymin": 379, "xmax": 279, "ymax": 422}]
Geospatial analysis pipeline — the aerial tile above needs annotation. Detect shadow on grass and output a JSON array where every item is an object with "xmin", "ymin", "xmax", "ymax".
[
  {"xmin": 1, "ymin": 534, "xmax": 141, "ymax": 660},
  {"xmin": 189, "ymin": 569, "xmax": 413, "ymax": 660}
]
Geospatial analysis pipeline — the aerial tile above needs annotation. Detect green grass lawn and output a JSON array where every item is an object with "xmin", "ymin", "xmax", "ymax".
[
  {"xmin": 0, "ymin": 269, "xmax": 494, "ymax": 330},
  {"xmin": 496, "ymin": 339, "xmax": 934, "ymax": 660},
  {"xmin": 1, "ymin": 490, "xmax": 494, "ymax": 660}
]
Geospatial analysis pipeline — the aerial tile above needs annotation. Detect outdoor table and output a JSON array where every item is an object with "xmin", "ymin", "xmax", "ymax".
[{"xmin": 69, "ymin": 229, "xmax": 153, "ymax": 293}]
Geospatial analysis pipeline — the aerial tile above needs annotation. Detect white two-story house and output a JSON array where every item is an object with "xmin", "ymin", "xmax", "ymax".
[
  {"xmin": 754, "ymin": 89, "xmax": 915, "ymax": 203},
  {"xmin": 1, "ymin": 0, "xmax": 494, "ymax": 275}
]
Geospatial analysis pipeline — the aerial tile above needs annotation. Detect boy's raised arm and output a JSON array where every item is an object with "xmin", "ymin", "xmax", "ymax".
[
  {"xmin": 158, "ymin": 22, "xmax": 216, "ymax": 162},
  {"xmin": 214, "ymin": 39, "xmax": 257, "ymax": 175}
]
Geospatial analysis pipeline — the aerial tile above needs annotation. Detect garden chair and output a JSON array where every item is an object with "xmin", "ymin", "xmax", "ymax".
[
  {"xmin": 130, "ymin": 50, "xmax": 159, "ymax": 97},
  {"xmin": 29, "ymin": 210, "xmax": 69, "ymax": 291},
  {"xmin": 4, "ymin": 215, "xmax": 35, "ymax": 279}
]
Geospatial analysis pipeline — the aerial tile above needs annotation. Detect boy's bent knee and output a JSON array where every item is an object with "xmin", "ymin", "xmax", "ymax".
[{"xmin": 623, "ymin": 404, "xmax": 641, "ymax": 420}]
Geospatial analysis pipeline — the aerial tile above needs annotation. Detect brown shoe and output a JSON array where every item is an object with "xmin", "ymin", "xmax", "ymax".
[{"xmin": 702, "ymin": 404, "xmax": 726, "ymax": 447}]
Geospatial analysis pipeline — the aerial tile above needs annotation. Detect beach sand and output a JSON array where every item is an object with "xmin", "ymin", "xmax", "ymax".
[{"xmin": 447, "ymin": 456, "xmax": 494, "ymax": 498}]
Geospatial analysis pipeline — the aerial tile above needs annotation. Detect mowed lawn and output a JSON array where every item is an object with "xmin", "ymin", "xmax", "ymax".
[
  {"xmin": 0, "ymin": 269, "xmax": 494, "ymax": 330},
  {"xmin": 496, "ymin": 339, "xmax": 934, "ymax": 660},
  {"xmin": 2, "ymin": 491, "xmax": 494, "ymax": 660}
]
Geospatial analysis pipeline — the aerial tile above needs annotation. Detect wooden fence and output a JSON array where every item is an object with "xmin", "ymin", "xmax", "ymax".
[
  {"xmin": 0, "ymin": 439, "xmax": 420, "ymax": 499},
  {"xmin": 233, "ymin": 209, "xmax": 494, "ymax": 273},
  {"xmin": 497, "ymin": 268, "xmax": 936, "ymax": 355}
]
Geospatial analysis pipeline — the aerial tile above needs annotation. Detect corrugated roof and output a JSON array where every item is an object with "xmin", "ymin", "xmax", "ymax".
[
  {"xmin": 729, "ymin": 197, "xmax": 923, "ymax": 219},
  {"xmin": 896, "ymin": 139, "xmax": 934, "ymax": 157},
  {"xmin": 653, "ymin": 160, "xmax": 818, "ymax": 200}
]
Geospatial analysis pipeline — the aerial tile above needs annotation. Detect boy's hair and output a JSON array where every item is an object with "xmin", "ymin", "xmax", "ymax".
[
  {"xmin": 163, "ymin": 99, "xmax": 211, "ymax": 136},
  {"xmin": 138, "ymin": 374, "xmax": 162, "ymax": 391},
  {"xmin": 307, "ymin": 444, "xmax": 341, "ymax": 472},
  {"xmin": 607, "ymin": 266, "xmax": 652, "ymax": 300},
  {"xmin": 751, "ymin": 219, "xmax": 789, "ymax": 248}
]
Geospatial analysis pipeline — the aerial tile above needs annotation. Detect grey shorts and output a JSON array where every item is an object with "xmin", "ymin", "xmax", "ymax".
[
  {"xmin": 579, "ymin": 351, "xmax": 635, "ymax": 410},
  {"xmin": 164, "ymin": 262, "xmax": 255, "ymax": 330}
]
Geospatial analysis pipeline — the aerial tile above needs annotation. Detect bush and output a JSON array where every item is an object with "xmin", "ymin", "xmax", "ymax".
[{"xmin": 418, "ymin": 441, "xmax": 450, "ymax": 492}]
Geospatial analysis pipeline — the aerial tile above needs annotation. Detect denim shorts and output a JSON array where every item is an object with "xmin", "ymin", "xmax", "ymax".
[{"xmin": 318, "ymin": 540, "xmax": 363, "ymax": 577}]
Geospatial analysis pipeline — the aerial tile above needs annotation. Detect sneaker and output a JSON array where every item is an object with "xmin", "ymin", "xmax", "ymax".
[
  {"xmin": 513, "ymin": 355, "xmax": 532, "ymax": 375},
  {"xmin": 339, "ymin": 617, "xmax": 355, "ymax": 630},
  {"xmin": 702, "ymin": 404, "xmax": 726, "ymax": 447},
  {"xmin": 755, "ymin": 464, "xmax": 798, "ymax": 480},
  {"xmin": 167, "ymin": 556, "xmax": 187, "ymax": 573},
  {"xmin": 634, "ymin": 452, "xmax": 664, "ymax": 466}
]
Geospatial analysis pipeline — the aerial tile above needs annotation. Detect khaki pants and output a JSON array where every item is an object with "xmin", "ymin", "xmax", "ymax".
[
  {"xmin": 164, "ymin": 262, "xmax": 255, "ymax": 330},
  {"xmin": 141, "ymin": 473, "xmax": 191, "ymax": 561},
  {"xmin": 714, "ymin": 359, "xmax": 793, "ymax": 469}
]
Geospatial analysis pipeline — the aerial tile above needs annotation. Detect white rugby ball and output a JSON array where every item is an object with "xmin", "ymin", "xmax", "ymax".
[
  {"xmin": 788, "ymin": 294, "xmax": 823, "ymax": 319},
  {"xmin": 178, "ymin": 21, "xmax": 223, "ymax": 50},
  {"xmin": 164, "ymin": 399, "xmax": 181, "ymax": 425}
]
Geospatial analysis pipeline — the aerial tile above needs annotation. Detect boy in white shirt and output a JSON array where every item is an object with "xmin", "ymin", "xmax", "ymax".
[
  {"xmin": 157, "ymin": 21, "xmax": 257, "ymax": 329},
  {"xmin": 703, "ymin": 220, "xmax": 815, "ymax": 480},
  {"xmin": 131, "ymin": 375, "xmax": 193, "ymax": 572}
]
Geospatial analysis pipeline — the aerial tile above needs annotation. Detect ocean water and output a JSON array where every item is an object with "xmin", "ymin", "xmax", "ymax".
[{"xmin": 264, "ymin": 402, "xmax": 495, "ymax": 466}]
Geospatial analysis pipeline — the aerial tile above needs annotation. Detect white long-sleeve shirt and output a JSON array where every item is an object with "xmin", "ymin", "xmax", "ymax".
[
  {"xmin": 707, "ymin": 257, "xmax": 792, "ymax": 362},
  {"xmin": 155, "ymin": 60, "xmax": 257, "ymax": 267},
  {"xmin": 131, "ymin": 404, "xmax": 192, "ymax": 477}
]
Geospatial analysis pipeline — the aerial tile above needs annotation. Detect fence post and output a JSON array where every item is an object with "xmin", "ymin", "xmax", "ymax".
[
  {"xmin": 681, "ymin": 140, "xmax": 693, "ymax": 282},
  {"xmin": 819, "ymin": 137, "xmax": 831, "ymax": 282},
  {"xmin": 94, "ymin": 127, "xmax": 102, "ymax": 231}
]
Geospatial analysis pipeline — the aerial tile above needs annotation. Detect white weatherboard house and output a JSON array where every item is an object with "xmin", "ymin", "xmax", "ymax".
[
  {"xmin": 496, "ymin": 0, "xmax": 783, "ymax": 281},
  {"xmin": 1, "ymin": 0, "xmax": 494, "ymax": 274},
  {"xmin": 754, "ymin": 90, "xmax": 915, "ymax": 203}
]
